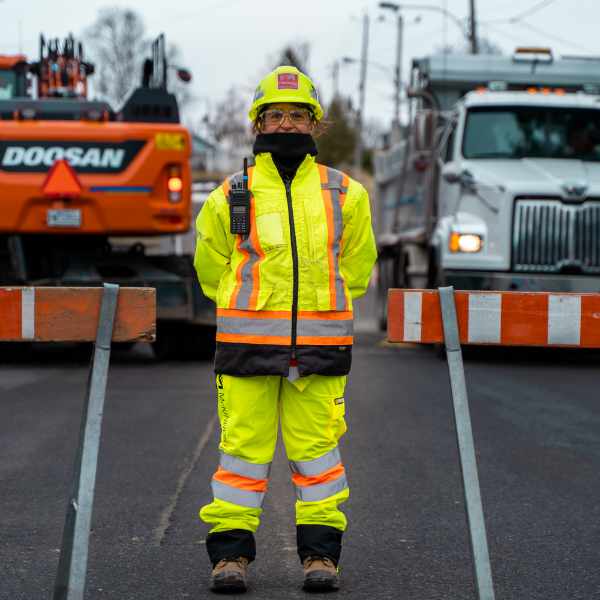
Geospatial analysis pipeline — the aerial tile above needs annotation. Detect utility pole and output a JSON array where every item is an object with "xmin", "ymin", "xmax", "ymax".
[
  {"xmin": 353, "ymin": 13, "xmax": 369, "ymax": 175},
  {"xmin": 469, "ymin": 0, "xmax": 478, "ymax": 54},
  {"xmin": 393, "ymin": 11, "xmax": 403, "ymax": 139}
]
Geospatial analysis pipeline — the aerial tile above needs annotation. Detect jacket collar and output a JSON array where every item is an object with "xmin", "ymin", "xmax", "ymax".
[{"xmin": 254, "ymin": 152, "xmax": 316, "ymax": 183}]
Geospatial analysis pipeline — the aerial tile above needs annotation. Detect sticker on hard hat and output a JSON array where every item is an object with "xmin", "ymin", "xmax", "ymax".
[{"xmin": 277, "ymin": 73, "xmax": 299, "ymax": 89}]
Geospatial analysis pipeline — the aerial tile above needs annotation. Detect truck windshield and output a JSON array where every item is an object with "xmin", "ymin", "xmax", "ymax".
[
  {"xmin": 0, "ymin": 70, "xmax": 17, "ymax": 99},
  {"xmin": 463, "ymin": 106, "xmax": 600, "ymax": 161}
]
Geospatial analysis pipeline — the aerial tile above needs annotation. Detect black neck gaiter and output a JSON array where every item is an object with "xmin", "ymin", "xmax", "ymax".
[{"xmin": 253, "ymin": 133, "xmax": 318, "ymax": 181}]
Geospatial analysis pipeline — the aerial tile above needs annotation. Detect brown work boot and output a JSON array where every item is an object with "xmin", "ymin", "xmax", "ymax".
[
  {"xmin": 210, "ymin": 557, "xmax": 249, "ymax": 593},
  {"xmin": 302, "ymin": 556, "xmax": 339, "ymax": 592}
]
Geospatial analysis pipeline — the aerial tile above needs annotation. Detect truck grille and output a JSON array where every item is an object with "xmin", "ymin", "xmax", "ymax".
[{"xmin": 513, "ymin": 199, "xmax": 600, "ymax": 273}]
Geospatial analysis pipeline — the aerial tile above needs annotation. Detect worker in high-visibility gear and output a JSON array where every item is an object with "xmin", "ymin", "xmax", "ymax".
[{"xmin": 194, "ymin": 65, "xmax": 377, "ymax": 593}]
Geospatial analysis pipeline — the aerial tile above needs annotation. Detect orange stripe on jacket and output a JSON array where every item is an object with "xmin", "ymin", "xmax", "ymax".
[
  {"xmin": 217, "ymin": 308, "xmax": 291, "ymax": 319},
  {"xmin": 216, "ymin": 309, "xmax": 353, "ymax": 321},
  {"xmin": 296, "ymin": 335, "xmax": 353, "ymax": 346},
  {"xmin": 298, "ymin": 311, "xmax": 353, "ymax": 320},
  {"xmin": 292, "ymin": 463, "xmax": 345, "ymax": 488},
  {"xmin": 216, "ymin": 332, "xmax": 292, "ymax": 345},
  {"xmin": 213, "ymin": 467, "xmax": 268, "ymax": 492}
]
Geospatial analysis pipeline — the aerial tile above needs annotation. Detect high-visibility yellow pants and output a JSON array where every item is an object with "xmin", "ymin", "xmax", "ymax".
[{"xmin": 200, "ymin": 373, "xmax": 349, "ymax": 537}]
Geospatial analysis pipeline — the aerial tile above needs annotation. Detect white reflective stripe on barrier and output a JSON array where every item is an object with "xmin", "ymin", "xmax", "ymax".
[
  {"xmin": 289, "ymin": 447, "xmax": 342, "ymax": 477},
  {"xmin": 403, "ymin": 291, "xmax": 422, "ymax": 342},
  {"xmin": 548, "ymin": 295, "xmax": 581, "ymax": 345},
  {"xmin": 21, "ymin": 287, "xmax": 35, "ymax": 340},
  {"xmin": 468, "ymin": 293, "xmax": 501, "ymax": 344},
  {"xmin": 219, "ymin": 452, "xmax": 271, "ymax": 480},
  {"xmin": 211, "ymin": 479, "xmax": 265, "ymax": 509}
]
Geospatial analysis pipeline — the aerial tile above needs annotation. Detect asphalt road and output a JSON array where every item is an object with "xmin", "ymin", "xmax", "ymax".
[{"xmin": 1, "ymin": 326, "xmax": 599, "ymax": 599}]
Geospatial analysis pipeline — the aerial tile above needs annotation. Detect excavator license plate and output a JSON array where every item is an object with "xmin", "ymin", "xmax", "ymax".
[{"xmin": 47, "ymin": 209, "xmax": 82, "ymax": 228}]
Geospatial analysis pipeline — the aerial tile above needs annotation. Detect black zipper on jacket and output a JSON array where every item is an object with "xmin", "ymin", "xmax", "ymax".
[{"xmin": 283, "ymin": 177, "xmax": 299, "ymax": 358}]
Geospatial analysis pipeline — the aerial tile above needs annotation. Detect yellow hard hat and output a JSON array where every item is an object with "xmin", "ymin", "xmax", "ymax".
[{"xmin": 248, "ymin": 66, "xmax": 323, "ymax": 122}]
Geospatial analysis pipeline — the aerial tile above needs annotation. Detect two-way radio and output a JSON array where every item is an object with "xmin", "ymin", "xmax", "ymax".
[{"xmin": 229, "ymin": 157, "xmax": 251, "ymax": 236}]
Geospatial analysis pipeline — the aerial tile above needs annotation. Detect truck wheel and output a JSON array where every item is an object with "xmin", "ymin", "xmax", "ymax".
[
  {"xmin": 377, "ymin": 250, "xmax": 408, "ymax": 331},
  {"xmin": 377, "ymin": 260, "xmax": 390, "ymax": 332},
  {"xmin": 426, "ymin": 247, "xmax": 440, "ymax": 289}
]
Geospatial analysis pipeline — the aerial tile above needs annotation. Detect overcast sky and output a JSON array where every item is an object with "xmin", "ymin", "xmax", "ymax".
[{"xmin": 1, "ymin": 0, "xmax": 599, "ymax": 129}]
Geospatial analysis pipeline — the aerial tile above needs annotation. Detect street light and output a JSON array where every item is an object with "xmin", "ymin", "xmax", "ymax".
[
  {"xmin": 345, "ymin": 13, "xmax": 369, "ymax": 175},
  {"xmin": 378, "ymin": 3, "xmax": 404, "ymax": 138},
  {"xmin": 382, "ymin": 2, "xmax": 467, "ymax": 38}
]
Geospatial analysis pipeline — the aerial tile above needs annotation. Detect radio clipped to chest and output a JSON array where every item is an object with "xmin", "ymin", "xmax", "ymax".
[{"xmin": 229, "ymin": 157, "xmax": 251, "ymax": 235}]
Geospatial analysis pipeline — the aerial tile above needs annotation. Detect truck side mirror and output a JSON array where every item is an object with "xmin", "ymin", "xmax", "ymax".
[
  {"xmin": 441, "ymin": 162, "xmax": 462, "ymax": 184},
  {"xmin": 413, "ymin": 110, "xmax": 435, "ymax": 152}
]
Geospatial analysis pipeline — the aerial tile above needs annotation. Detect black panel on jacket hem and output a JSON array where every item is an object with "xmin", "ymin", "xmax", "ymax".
[
  {"xmin": 206, "ymin": 529, "xmax": 256, "ymax": 566},
  {"xmin": 214, "ymin": 342, "xmax": 352, "ymax": 376}
]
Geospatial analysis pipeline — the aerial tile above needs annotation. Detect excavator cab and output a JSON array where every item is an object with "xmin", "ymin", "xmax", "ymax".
[{"xmin": 0, "ymin": 55, "xmax": 28, "ymax": 99}]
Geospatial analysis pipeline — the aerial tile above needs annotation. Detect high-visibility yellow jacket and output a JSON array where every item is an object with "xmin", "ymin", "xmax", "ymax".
[{"xmin": 194, "ymin": 152, "xmax": 377, "ymax": 376}]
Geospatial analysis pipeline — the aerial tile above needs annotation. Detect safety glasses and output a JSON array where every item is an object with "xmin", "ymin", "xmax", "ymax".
[{"xmin": 261, "ymin": 108, "xmax": 313, "ymax": 127}]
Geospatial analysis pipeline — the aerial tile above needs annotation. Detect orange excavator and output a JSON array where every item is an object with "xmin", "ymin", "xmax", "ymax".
[{"xmin": 0, "ymin": 34, "xmax": 214, "ymax": 358}]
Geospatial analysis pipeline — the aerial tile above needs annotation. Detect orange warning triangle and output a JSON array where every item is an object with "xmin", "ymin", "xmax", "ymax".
[{"xmin": 42, "ymin": 159, "xmax": 82, "ymax": 197}]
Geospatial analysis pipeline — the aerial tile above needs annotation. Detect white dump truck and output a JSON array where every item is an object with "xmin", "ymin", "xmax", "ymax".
[{"xmin": 375, "ymin": 48, "xmax": 600, "ymax": 328}]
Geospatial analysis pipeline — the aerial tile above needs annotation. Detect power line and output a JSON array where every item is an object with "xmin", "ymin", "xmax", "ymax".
[
  {"xmin": 484, "ymin": 0, "xmax": 559, "ymax": 24},
  {"xmin": 515, "ymin": 20, "xmax": 593, "ymax": 52},
  {"xmin": 508, "ymin": 0, "xmax": 559, "ymax": 22},
  {"xmin": 480, "ymin": 23, "xmax": 527, "ymax": 46}
]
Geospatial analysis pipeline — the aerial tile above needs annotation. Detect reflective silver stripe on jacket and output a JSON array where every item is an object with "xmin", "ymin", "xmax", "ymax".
[
  {"xmin": 220, "ymin": 452, "xmax": 271, "ymax": 480},
  {"xmin": 322, "ymin": 167, "xmax": 347, "ymax": 311},
  {"xmin": 290, "ymin": 447, "xmax": 342, "ymax": 477},
  {"xmin": 212, "ymin": 479, "xmax": 265, "ymax": 508},
  {"xmin": 294, "ymin": 473, "xmax": 349, "ymax": 502},
  {"xmin": 217, "ymin": 316, "xmax": 290, "ymax": 337},
  {"xmin": 217, "ymin": 314, "xmax": 352, "ymax": 339},
  {"xmin": 296, "ymin": 318, "xmax": 353, "ymax": 338},
  {"xmin": 228, "ymin": 171, "xmax": 261, "ymax": 310}
]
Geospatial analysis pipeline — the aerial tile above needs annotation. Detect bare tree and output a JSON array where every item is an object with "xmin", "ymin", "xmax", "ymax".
[
  {"xmin": 437, "ymin": 35, "xmax": 503, "ymax": 56},
  {"xmin": 264, "ymin": 41, "xmax": 311, "ymax": 74},
  {"xmin": 317, "ymin": 97, "xmax": 357, "ymax": 169},
  {"xmin": 200, "ymin": 86, "xmax": 254, "ymax": 172},
  {"xmin": 84, "ymin": 7, "xmax": 147, "ymax": 106},
  {"xmin": 278, "ymin": 42, "xmax": 310, "ymax": 72},
  {"xmin": 84, "ymin": 6, "xmax": 191, "ymax": 110}
]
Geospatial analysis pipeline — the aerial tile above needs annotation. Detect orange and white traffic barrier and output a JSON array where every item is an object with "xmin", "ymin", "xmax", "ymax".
[
  {"xmin": 388, "ymin": 286, "xmax": 600, "ymax": 600},
  {"xmin": 0, "ymin": 284, "xmax": 156, "ymax": 599},
  {"xmin": 388, "ymin": 289, "xmax": 600, "ymax": 348},
  {"xmin": 0, "ymin": 286, "xmax": 155, "ymax": 342}
]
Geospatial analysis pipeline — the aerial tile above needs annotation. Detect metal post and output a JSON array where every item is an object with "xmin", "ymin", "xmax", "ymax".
[
  {"xmin": 393, "ymin": 12, "xmax": 403, "ymax": 135},
  {"xmin": 53, "ymin": 283, "xmax": 119, "ymax": 600},
  {"xmin": 353, "ymin": 12, "xmax": 369, "ymax": 174},
  {"xmin": 438, "ymin": 286, "xmax": 495, "ymax": 600},
  {"xmin": 469, "ymin": 0, "xmax": 479, "ymax": 54}
]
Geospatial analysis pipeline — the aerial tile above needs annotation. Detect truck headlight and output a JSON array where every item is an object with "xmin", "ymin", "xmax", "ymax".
[{"xmin": 449, "ymin": 232, "xmax": 483, "ymax": 253}]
